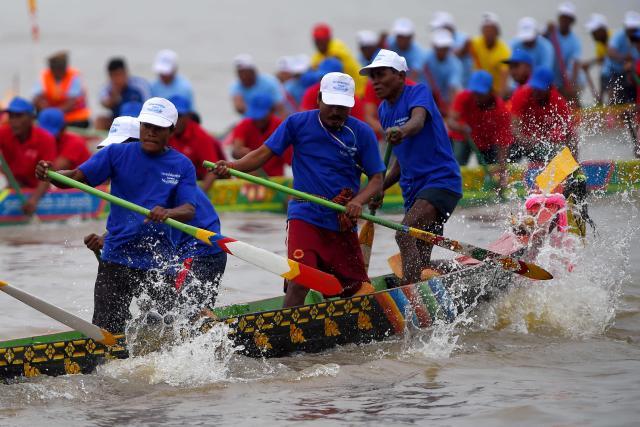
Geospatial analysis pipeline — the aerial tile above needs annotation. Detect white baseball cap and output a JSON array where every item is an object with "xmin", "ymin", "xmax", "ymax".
[
  {"xmin": 392, "ymin": 18, "xmax": 415, "ymax": 36},
  {"xmin": 432, "ymin": 28, "xmax": 454, "ymax": 48},
  {"xmin": 319, "ymin": 72, "xmax": 355, "ymax": 108},
  {"xmin": 516, "ymin": 17, "xmax": 538, "ymax": 42},
  {"xmin": 585, "ymin": 13, "xmax": 608, "ymax": 32},
  {"xmin": 357, "ymin": 30, "xmax": 379, "ymax": 47},
  {"xmin": 291, "ymin": 54, "xmax": 310, "ymax": 74},
  {"xmin": 359, "ymin": 49, "xmax": 409, "ymax": 76},
  {"xmin": 430, "ymin": 11, "xmax": 455, "ymax": 30},
  {"xmin": 558, "ymin": 2, "xmax": 577, "ymax": 18},
  {"xmin": 276, "ymin": 56, "xmax": 295, "ymax": 73},
  {"xmin": 138, "ymin": 97, "xmax": 178, "ymax": 128},
  {"xmin": 234, "ymin": 53, "xmax": 256, "ymax": 70},
  {"xmin": 624, "ymin": 11, "xmax": 640, "ymax": 29},
  {"xmin": 153, "ymin": 49, "xmax": 178, "ymax": 75},
  {"xmin": 480, "ymin": 12, "xmax": 500, "ymax": 27},
  {"xmin": 97, "ymin": 116, "xmax": 140, "ymax": 149}
]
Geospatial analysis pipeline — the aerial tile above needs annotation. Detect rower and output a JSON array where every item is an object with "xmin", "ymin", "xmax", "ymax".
[
  {"xmin": 150, "ymin": 50, "xmax": 195, "ymax": 108},
  {"xmin": 0, "ymin": 97, "xmax": 56, "ymax": 216},
  {"xmin": 510, "ymin": 17, "xmax": 554, "ymax": 71},
  {"xmin": 231, "ymin": 54, "xmax": 286, "ymax": 118},
  {"xmin": 360, "ymin": 49, "xmax": 462, "ymax": 285},
  {"xmin": 502, "ymin": 49, "xmax": 534, "ymax": 91},
  {"xmin": 38, "ymin": 107, "xmax": 91, "ymax": 170},
  {"xmin": 213, "ymin": 72, "xmax": 385, "ymax": 307},
  {"xmin": 36, "ymin": 98, "xmax": 198, "ymax": 333},
  {"xmin": 470, "ymin": 12, "xmax": 512, "ymax": 98},
  {"xmin": 510, "ymin": 67, "xmax": 577, "ymax": 161}
]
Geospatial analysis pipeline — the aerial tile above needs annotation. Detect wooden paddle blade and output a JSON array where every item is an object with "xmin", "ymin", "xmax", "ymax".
[
  {"xmin": 535, "ymin": 147, "xmax": 579, "ymax": 193},
  {"xmin": 387, "ymin": 253, "xmax": 403, "ymax": 278},
  {"xmin": 359, "ymin": 220, "xmax": 375, "ymax": 271},
  {"xmin": 0, "ymin": 280, "xmax": 117, "ymax": 346}
]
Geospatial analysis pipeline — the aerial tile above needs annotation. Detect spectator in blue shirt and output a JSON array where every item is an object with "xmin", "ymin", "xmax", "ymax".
[
  {"xmin": 386, "ymin": 18, "xmax": 426, "ymax": 77},
  {"xmin": 420, "ymin": 28, "xmax": 463, "ymax": 114},
  {"xmin": 35, "ymin": 97, "xmax": 198, "ymax": 332},
  {"xmin": 545, "ymin": 2, "xmax": 582, "ymax": 101},
  {"xmin": 361, "ymin": 49, "xmax": 462, "ymax": 284},
  {"xmin": 97, "ymin": 58, "xmax": 150, "ymax": 130},
  {"xmin": 357, "ymin": 30, "xmax": 381, "ymax": 66},
  {"xmin": 602, "ymin": 11, "xmax": 640, "ymax": 104},
  {"xmin": 230, "ymin": 54, "xmax": 286, "ymax": 118},
  {"xmin": 429, "ymin": 11, "xmax": 473, "ymax": 87},
  {"xmin": 150, "ymin": 50, "xmax": 196, "ymax": 110},
  {"xmin": 511, "ymin": 17, "xmax": 554, "ymax": 71}
]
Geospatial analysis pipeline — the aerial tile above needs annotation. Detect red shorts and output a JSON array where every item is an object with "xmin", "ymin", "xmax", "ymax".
[{"xmin": 287, "ymin": 219, "xmax": 369, "ymax": 297}]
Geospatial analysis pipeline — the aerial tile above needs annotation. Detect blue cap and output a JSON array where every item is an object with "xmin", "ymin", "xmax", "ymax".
[
  {"xmin": 529, "ymin": 67, "xmax": 554, "ymax": 90},
  {"xmin": 318, "ymin": 57, "xmax": 343, "ymax": 75},
  {"xmin": 38, "ymin": 108, "xmax": 65, "ymax": 137},
  {"xmin": 168, "ymin": 96, "xmax": 192, "ymax": 115},
  {"xmin": 467, "ymin": 70, "xmax": 493, "ymax": 94},
  {"xmin": 503, "ymin": 49, "xmax": 533, "ymax": 66},
  {"xmin": 245, "ymin": 94, "xmax": 274, "ymax": 120},
  {"xmin": 5, "ymin": 97, "xmax": 34, "ymax": 114},
  {"xmin": 119, "ymin": 101, "xmax": 143, "ymax": 117}
]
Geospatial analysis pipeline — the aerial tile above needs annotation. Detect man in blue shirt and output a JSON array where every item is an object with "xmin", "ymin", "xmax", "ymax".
[
  {"xmin": 602, "ymin": 11, "xmax": 640, "ymax": 104},
  {"xmin": 230, "ymin": 54, "xmax": 286, "ymax": 119},
  {"xmin": 386, "ymin": 18, "xmax": 426, "ymax": 77},
  {"xmin": 430, "ymin": 11, "xmax": 473, "ymax": 87},
  {"xmin": 545, "ymin": 2, "xmax": 582, "ymax": 101},
  {"xmin": 420, "ymin": 28, "xmax": 463, "ymax": 114},
  {"xmin": 360, "ymin": 49, "xmax": 462, "ymax": 285},
  {"xmin": 214, "ymin": 72, "xmax": 385, "ymax": 307},
  {"xmin": 511, "ymin": 17, "xmax": 554, "ymax": 71},
  {"xmin": 150, "ymin": 50, "xmax": 196, "ymax": 110},
  {"xmin": 35, "ymin": 98, "xmax": 198, "ymax": 332}
]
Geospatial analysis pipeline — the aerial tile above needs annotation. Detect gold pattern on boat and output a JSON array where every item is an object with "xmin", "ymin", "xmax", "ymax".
[
  {"xmin": 24, "ymin": 347, "xmax": 35, "ymax": 362},
  {"xmin": 358, "ymin": 312, "xmax": 373, "ymax": 330},
  {"xmin": 290, "ymin": 324, "xmax": 306, "ymax": 343},
  {"xmin": 65, "ymin": 343, "xmax": 75, "ymax": 357},
  {"xmin": 85, "ymin": 340, "xmax": 96, "ymax": 354},
  {"xmin": 45, "ymin": 344, "xmax": 56, "ymax": 360},
  {"xmin": 324, "ymin": 318, "xmax": 340, "ymax": 337},
  {"xmin": 23, "ymin": 362, "xmax": 40, "ymax": 378},
  {"xmin": 64, "ymin": 358, "xmax": 81, "ymax": 375},
  {"xmin": 4, "ymin": 348, "xmax": 15, "ymax": 364},
  {"xmin": 253, "ymin": 331, "xmax": 272, "ymax": 351}
]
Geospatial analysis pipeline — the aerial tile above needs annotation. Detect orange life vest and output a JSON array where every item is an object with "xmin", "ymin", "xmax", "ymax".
[{"xmin": 41, "ymin": 67, "xmax": 90, "ymax": 123}]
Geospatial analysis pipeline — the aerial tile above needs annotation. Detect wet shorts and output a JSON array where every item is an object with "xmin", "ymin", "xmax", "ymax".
[
  {"xmin": 414, "ymin": 187, "xmax": 461, "ymax": 223},
  {"xmin": 286, "ymin": 219, "xmax": 369, "ymax": 297}
]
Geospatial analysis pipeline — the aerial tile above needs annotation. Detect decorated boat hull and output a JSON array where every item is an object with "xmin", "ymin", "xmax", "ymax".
[{"xmin": 0, "ymin": 262, "xmax": 510, "ymax": 381}]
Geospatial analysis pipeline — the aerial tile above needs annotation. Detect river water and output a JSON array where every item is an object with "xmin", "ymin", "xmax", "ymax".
[{"xmin": 2, "ymin": 0, "xmax": 640, "ymax": 425}]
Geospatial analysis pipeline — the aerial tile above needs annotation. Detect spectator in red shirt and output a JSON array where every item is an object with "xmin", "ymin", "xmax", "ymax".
[
  {"xmin": 300, "ymin": 57, "xmax": 366, "ymax": 122},
  {"xmin": 168, "ymin": 96, "xmax": 225, "ymax": 192},
  {"xmin": 446, "ymin": 70, "xmax": 513, "ymax": 188},
  {"xmin": 0, "ymin": 97, "xmax": 56, "ymax": 215},
  {"xmin": 38, "ymin": 108, "xmax": 91, "ymax": 170},
  {"xmin": 231, "ymin": 94, "xmax": 291, "ymax": 176},
  {"xmin": 510, "ymin": 67, "xmax": 577, "ymax": 162}
]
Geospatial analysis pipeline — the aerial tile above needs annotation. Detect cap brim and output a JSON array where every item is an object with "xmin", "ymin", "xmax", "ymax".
[
  {"xmin": 359, "ymin": 64, "xmax": 381, "ymax": 76},
  {"xmin": 138, "ymin": 113, "xmax": 174, "ymax": 128},
  {"xmin": 321, "ymin": 92, "xmax": 355, "ymax": 108},
  {"xmin": 40, "ymin": 125, "xmax": 62, "ymax": 137},
  {"xmin": 153, "ymin": 63, "xmax": 174, "ymax": 75},
  {"xmin": 245, "ymin": 107, "xmax": 270, "ymax": 120},
  {"xmin": 468, "ymin": 84, "xmax": 491, "ymax": 95},
  {"xmin": 97, "ymin": 134, "xmax": 129, "ymax": 148}
]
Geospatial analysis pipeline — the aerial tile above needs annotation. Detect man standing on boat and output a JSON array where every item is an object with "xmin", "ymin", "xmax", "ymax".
[
  {"xmin": 361, "ymin": 49, "xmax": 462, "ymax": 285},
  {"xmin": 35, "ymin": 98, "xmax": 198, "ymax": 332},
  {"xmin": 213, "ymin": 72, "xmax": 385, "ymax": 307}
]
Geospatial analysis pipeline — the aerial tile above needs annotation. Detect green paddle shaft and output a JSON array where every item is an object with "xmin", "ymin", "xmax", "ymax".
[
  {"xmin": 204, "ymin": 160, "xmax": 405, "ymax": 233},
  {"xmin": 0, "ymin": 152, "xmax": 27, "ymax": 203},
  {"xmin": 47, "ymin": 170, "xmax": 201, "ymax": 238}
]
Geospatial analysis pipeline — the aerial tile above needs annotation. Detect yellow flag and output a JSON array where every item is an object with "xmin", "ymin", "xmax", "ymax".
[{"xmin": 535, "ymin": 147, "xmax": 579, "ymax": 193}]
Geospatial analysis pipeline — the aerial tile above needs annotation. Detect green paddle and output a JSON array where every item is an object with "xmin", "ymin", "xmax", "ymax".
[{"xmin": 203, "ymin": 160, "xmax": 553, "ymax": 281}]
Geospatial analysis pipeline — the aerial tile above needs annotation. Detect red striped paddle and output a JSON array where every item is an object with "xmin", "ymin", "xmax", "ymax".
[{"xmin": 47, "ymin": 171, "xmax": 343, "ymax": 296}]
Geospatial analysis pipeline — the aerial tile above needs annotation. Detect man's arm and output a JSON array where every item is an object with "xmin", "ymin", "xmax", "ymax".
[
  {"xmin": 147, "ymin": 203, "xmax": 195, "ymax": 223},
  {"xmin": 199, "ymin": 171, "xmax": 217, "ymax": 193},
  {"xmin": 385, "ymin": 106, "xmax": 428, "ymax": 146},
  {"xmin": 35, "ymin": 160, "xmax": 87, "ymax": 188},
  {"xmin": 212, "ymin": 144, "xmax": 275, "ymax": 177},
  {"xmin": 22, "ymin": 180, "xmax": 50, "ymax": 216},
  {"xmin": 345, "ymin": 172, "xmax": 383, "ymax": 219},
  {"xmin": 232, "ymin": 95, "xmax": 246, "ymax": 115}
]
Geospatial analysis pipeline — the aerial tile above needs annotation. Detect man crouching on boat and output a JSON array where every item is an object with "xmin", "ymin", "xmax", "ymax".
[
  {"xmin": 35, "ymin": 98, "xmax": 198, "ymax": 333},
  {"xmin": 213, "ymin": 72, "xmax": 385, "ymax": 307}
]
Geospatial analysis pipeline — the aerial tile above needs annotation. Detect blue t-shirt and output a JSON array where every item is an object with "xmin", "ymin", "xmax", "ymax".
[
  {"xmin": 550, "ymin": 30, "xmax": 582, "ymax": 88},
  {"xmin": 511, "ymin": 36, "xmax": 555, "ymax": 71},
  {"xmin": 602, "ymin": 30, "xmax": 640, "ymax": 77},
  {"xmin": 172, "ymin": 187, "xmax": 223, "ymax": 260},
  {"xmin": 100, "ymin": 76, "xmax": 150, "ymax": 117},
  {"xmin": 284, "ymin": 78, "xmax": 306, "ymax": 104},
  {"xmin": 79, "ymin": 142, "xmax": 197, "ymax": 270},
  {"xmin": 386, "ymin": 36, "xmax": 426, "ymax": 71},
  {"xmin": 150, "ymin": 75, "xmax": 195, "ymax": 108},
  {"xmin": 419, "ymin": 51, "xmax": 463, "ymax": 104},
  {"xmin": 230, "ymin": 73, "xmax": 285, "ymax": 114},
  {"xmin": 378, "ymin": 84, "xmax": 462, "ymax": 209},
  {"xmin": 265, "ymin": 110, "xmax": 385, "ymax": 231}
]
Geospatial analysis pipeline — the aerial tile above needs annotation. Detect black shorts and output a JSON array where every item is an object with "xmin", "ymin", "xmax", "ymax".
[{"xmin": 415, "ymin": 187, "xmax": 461, "ymax": 224}]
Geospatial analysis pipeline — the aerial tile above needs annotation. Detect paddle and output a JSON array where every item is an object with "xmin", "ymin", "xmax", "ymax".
[
  {"xmin": 535, "ymin": 146, "xmax": 579, "ymax": 194},
  {"xmin": 359, "ymin": 143, "xmax": 393, "ymax": 271},
  {"xmin": 46, "ymin": 170, "xmax": 343, "ymax": 296},
  {"xmin": 0, "ymin": 280, "xmax": 117, "ymax": 346},
  {"xmin": 203, "ymin": 161, "xmax": 553, "ymax": 280}
]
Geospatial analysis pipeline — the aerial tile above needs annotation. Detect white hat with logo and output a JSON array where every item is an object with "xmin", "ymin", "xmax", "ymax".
[
  {"xmin": 138, "ymin": 97, "xmax": 178, "ymax": 128},
  {"xmin": 585, "ymin": 13, "xmax": 608, "ymax": 32},
  {"xmin": 392, "ymin": 18, "xmax": 415, "ymax": 36},
  {"xmin": 153, "ymin": 49, "xmax": 178, "ymax": 75},
  {"xmin": 97, "ymin": 116, "xmax": 140, "ymax": 149},
  {"xmin": 359, "ymin": 49, "xmax": 409, "ymax": 76},
  {"xmin": 319, "ymin": 72, "xmax": 355, "ymax": 108},
  {"xmin": 432, "ymin": 28, "xmax": 454, "ymax": 48},
  {"xmin": 516, "ymin": 17, "xmax": 538, "ymax": 42}
]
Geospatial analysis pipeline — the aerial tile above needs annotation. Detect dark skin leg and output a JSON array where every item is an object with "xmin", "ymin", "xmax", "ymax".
[
  {"xmin": 396, "ymin": 199, "xmax": 440, "ymax": 284},
  {"xmin": 283, "ymin": 281, "xmax": 309, "ymax": 308}
]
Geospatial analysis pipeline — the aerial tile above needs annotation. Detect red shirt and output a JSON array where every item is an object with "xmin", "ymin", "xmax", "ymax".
[
  {"xmin": 449, "ymin": 90, "xmax": 514, "ymax": 150},
  {"xmin": 510, "ymin": 85, "xmax": 575, "ymax": 144},
  {"xmin": 57, "ymin": 131, "xmax": 90, "ymax": 169},
  {"xmin": 299, "ymin": 82, "xmax": 366, "ymax": 121},
  {"xmin": 0, "ymin": 125, "xmax": 56, "ymax": 188},
  {"xmin": 232, "ymin": 115, "xmax": 291, "ymax": 176},
  {"xmin": 169, "ymin": 119, "xmax": 226, "ymax": 179}
]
